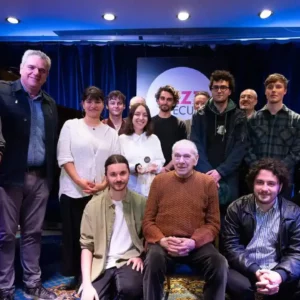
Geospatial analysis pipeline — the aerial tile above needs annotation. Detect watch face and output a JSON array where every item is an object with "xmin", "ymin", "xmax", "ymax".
[{"xmin": 144, "ymin": 156, "xmax": 151, "ymax": 163}]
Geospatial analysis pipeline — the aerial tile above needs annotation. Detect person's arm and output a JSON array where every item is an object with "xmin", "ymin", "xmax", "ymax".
[
  {"xmin": 282, "ymin": 116, "xmax": 300, "ymax": 171},
  {"xmin": 273, "ymin": 212, "xmax": 300, "ymax": 282},
  {"xmin": 190, "ymin": 113, "xmax": 213, "ymax": 172},
  {"xmin": 216, "ymin": 114, "xmax": 248, "ymax": 178},
  {"xmin": 81, "ymin": 248, "xmax": 93, "ymax": 286},
  {"xmin": 142, "ymin": 176, "xmax": 165, "ymax": 243},
  {"xmin": 223, "ymin": 200, "xmax": 260, "ymax": 277},
  {"xmin": 190, "ymin": 178, "xmax": 220, "ymax": 248},
  {"xmin": 0, "ymin": 117, "xmax": 5, "ymax": 162},
  {"xmin": 149, "ymin": 135, "xmax": 165, "ymax": 173}
]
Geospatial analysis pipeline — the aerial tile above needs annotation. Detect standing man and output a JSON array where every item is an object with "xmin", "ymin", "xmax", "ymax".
[
  {"xmin": 186, "ymin": 91, "xmax": 210, "ymax": 139},
  {"xmin": 143, "ymin": 139, "xmax": 227, "ymax": 300},
  {"xmin": 129, "ymin": 95, "xmax": 146, "ymax": 109},
  {"xmin": 102, "ymin": 90, "xmax": 127, "ymax": 135},
  {"xmin": 152, "ymin": 85, "xmax": 187, "ymax": 172},
  {"xmin": 0, "ymin": 50, "xmax": 58, "ymax": 300},
  {"xmin": 223, "ymin": 158, "xmax": 300, "ymax": 300},
  {"xmin": 246, "ymin": 74, "xmax": 300, "ymax": 190},
  {"xmin": 80, "ymin": 154, "xmax": 145, "ymax": 300},
  {"xmin": 239, "ymin": 89, "xmax": 258, "ymax": 119},
  {"xmin": 191, "ymin": 70, "xmax": 247, "ymax": 207}
]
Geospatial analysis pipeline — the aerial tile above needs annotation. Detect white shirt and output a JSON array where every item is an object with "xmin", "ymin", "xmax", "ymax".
[
  {"xmin": 57, "ymin": 118, "xmax": 120, "ymax": 198},
  {"xmin": 119, "ymin": 133, "xmax": 165, "ymax": 197},
  {"xmin": 106, "ymin": 200, "xmax": 133, "ymax": 269}
]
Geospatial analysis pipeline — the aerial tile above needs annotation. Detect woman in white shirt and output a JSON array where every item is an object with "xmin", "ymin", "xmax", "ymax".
[
  {"xmin": 119, "ymin": 103, "xmax": 165, "ymax": 197},
  {"xmin": 57, "ymin": 86, "xmax": 120, "ymax": 288}
]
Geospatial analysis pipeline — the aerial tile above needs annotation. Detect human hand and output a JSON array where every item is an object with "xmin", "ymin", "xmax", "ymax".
[
  {"xmin": 256, "ymin": 270, "xmax": 282, "ymax": 295},
  {"xmin": 137, "ymin": 165, "xmax": 146, "ymax": 174},
  {"xmin": 83, "ymin": 177, "xmax": 108, "ymax": 194},
  {"xmin": 147, "ymin": 163, "xmax": 158, "ymax": 174},
  {"xmin": 76, "ymin": 178, "xmax": 95, "ymax": 193},
  {"xmin": 206, "ymin": 169, "xmax": 221, "ymax": 183},
  {"xmin": 160, "ymin": 167, "xmax": 170, "ymax": 173},
  {"xmin": 79, "ymin": 283, "xmax": 99, "ymax": 300},
  {"xmin": 127, "ymin": 257, "xmax": 144, "ymax": 273}
]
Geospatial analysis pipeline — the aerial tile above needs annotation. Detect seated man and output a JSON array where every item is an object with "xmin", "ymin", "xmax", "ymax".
[
  {"xmin": 223, "ymin": 158, "xmax": 300, "ymax": 300},
  {"xmin": 143, "ymin": 139, "xmax": 228, "ymax": 300},
  {"xmin": 80, "ymin": 154, "xmax": 146, "ymax": 300}
]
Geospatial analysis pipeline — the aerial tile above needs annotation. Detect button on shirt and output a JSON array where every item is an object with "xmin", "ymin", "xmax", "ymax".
[
  {"xmin": 26, "ymin": 92, "xmax": 46, "ymax": 167},
  {"xmin": 245, "ymin": 198, "xmax": 280, "ymax": 270}
]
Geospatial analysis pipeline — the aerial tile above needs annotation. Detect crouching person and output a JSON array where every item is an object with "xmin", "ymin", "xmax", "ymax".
[{"xmin": 79, "ymin": 154, "xmax": 146, "ymax": 300}]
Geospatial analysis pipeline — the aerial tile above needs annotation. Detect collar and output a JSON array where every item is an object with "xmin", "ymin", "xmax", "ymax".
[
  {"xmin": 105, "ymin": 188, "xmax": 130, "ymax": 209},
  {"xmin": 260, "ymin": 104, "xmax": 289, "ymax": 114},
  {"xmin": 255, "ymin": 197, "xmax": 278, "ymax": 214},
  {"xmin": 13, "ymin": 79, "xmax": 43, "ymax": 100}
]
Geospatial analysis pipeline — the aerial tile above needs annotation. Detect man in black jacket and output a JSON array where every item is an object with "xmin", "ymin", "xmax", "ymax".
[
  {"xmin": 223, "ymin": 158, "xmax": 300, "ymax": 300},
  {"xmin": 0, "ymin": 50, "xmax": 58, "ymax": 300}
]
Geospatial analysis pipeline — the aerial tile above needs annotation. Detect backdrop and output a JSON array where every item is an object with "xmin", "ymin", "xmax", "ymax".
[{"xmin": 0, "ymin": 42, "xmax": 300, "ymax": 117}]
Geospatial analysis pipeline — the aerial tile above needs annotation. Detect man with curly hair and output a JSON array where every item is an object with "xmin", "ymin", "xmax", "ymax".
[
  {"xmin": 223, "ymin": 158, "xmax": 300, "ymax": 300},
  {"xmin": 191, "ymin": 70, "xmax": 247, "ymax": 209},
  {"xmin": 152, "ymin": 85, "xmax": 187, "ymax": 172}
]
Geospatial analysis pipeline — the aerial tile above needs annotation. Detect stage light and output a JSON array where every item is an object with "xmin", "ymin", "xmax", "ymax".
[
  {"xmin": 6, "ymin": 17, "xmax": 20, "ymax": 24},
  {"xmin": 177, "ymin": 11, "xmax": 190, "ymax": 21},
  {"xmin": 259, "ymin": 9, "xmax": 273, "ymax": 19},
  {"xmin": 103, "ymin": 13, "xmax": 116, "ymax": 21}
]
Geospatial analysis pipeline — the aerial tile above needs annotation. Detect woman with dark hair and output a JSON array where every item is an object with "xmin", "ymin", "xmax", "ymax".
[
  {"xmin": 57, "ymin": 86, "xmax": 120, "ymax": 288},
  {"xmin": 119, "ymin": 103, "xmax": 165, "ymax": 197}
]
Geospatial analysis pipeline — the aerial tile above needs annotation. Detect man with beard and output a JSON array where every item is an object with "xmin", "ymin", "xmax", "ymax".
[
  {"xmin": 102, "ymin": 90, "xmax": 127, "ymax": 135},
  {"xmin": 79, "ymin": 154, "xmax": 146, "ymax": 300},
  {"xmin": 191, "ymin": 70, "xmax": 247, "ymax": 209},
  {"xmin": 223, "ymin": 158, "xmax": 300, "ymax": 300},
  {"xmin": 245, "ymin": 74, "xmax": 300, "ymax": 194},
  {"xmin": 152, "ymin": 85, "xmax": 187, "ymax": 172},
  {"xmin": 239, "ymin": 89, "xmax": 258, "ymax": 119}
]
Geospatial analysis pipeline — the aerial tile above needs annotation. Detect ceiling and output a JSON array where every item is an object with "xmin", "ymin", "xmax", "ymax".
[{"xmin": 1, "ymin": 0, "xmax": 300, "ymax": 43}]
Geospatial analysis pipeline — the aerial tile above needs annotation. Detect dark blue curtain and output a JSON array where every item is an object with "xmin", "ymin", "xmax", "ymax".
[{"xmin": 1, "ymin": 42, "xmax": 300, "ymax": 115}]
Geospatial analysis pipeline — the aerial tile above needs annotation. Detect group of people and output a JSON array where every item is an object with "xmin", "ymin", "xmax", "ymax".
[{"xmin": 0, "ymin": 48, "xmax": 300, "ymax": 300}]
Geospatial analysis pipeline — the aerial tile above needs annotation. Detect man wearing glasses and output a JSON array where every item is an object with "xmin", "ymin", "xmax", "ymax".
[{"xmin": 191, "ymin": 70, "xmax": 247, "ymax": 213}]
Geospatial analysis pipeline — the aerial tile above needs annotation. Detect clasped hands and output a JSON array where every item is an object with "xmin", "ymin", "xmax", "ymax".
[
  {"xmin": 76, "ymin": 177, "xmax": 108, "ymax": 195},
  {"xmin": 160, "ymin": 237, "xmax": 195, "ymax": 257},
  {"xmin": 255, "ymin": 269, "xmax": 282, "ymax": 295},
  {"xmin": 137, "ymin": 163, "xmax": 158, "ymax": 174}
]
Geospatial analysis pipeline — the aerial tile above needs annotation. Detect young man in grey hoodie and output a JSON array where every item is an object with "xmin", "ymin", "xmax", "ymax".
[{"xmin": 191, "ymin": 70, "xmax": 247, "ymax": 212}]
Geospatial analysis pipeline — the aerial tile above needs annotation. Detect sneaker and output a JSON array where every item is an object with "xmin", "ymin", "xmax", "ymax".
[{"xmin": 24, "ymin": 284, "xmax": 57, "ymax": 300}]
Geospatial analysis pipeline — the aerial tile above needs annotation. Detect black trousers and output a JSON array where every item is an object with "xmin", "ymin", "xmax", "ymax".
[
  {"xmin": 143, "ymin": 243, "xmax": 228, "ymax": 300},
  {"xmin": 92, "ymin": 264, "xmax": 143, "ymax": 300},
  {"xmin": 227, "ymin": 268, "xmax": 300, "ymax": 300},
  {"xmin": 60, "ymin": 194, "xmax": 92, "ymax": 277}
]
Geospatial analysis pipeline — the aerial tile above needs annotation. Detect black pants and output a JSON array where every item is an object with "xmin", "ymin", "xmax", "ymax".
[
  {"xmin": 92, "ymin": 264, "xmax": 143, "ymax": 300},
  {"xmin": 60, "ymin": 194, "xmax": 92, "ymax": 277},
  {"xmin": 143, "ymin": 243, "xmax": 228, "ymax": 300},
  {"xmin": 227, "ymin": 268, "xmax": 300, "ymax": 300}
]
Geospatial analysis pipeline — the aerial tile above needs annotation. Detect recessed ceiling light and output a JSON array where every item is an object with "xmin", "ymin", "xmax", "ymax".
[
  {"xmin": 259, "ymin": 9, "xmax": 273, "ymax": 19},
  {"xmin": 103, "ymin": 13, "xmax": 116, "ymax": 21},
  {"xmin": 177, "ymin": 11, "xmax": 190, "ymax": 21},
  {"xmin": 6, "ymin": 17, "xmax": 20, "ymax": 24}
]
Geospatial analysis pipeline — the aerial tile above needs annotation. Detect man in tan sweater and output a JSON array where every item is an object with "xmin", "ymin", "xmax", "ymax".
[{"xmin": 143, "ymin": 139, "xmax": 228, "ymax": 300}]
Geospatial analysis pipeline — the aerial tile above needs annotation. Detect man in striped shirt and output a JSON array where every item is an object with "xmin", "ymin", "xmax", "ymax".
[{"xmin": 223, "ymin": 158, "xmax": 300, "ymax": 300}]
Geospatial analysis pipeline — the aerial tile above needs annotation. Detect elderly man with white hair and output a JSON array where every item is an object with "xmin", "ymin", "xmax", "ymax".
[
  {"xmin": 142, "ymin": 139, "xmax": 228, "ymax": 300},
  {"xmin": 129, "ymin": 96, "xmax": 146, "ymax": 109}
]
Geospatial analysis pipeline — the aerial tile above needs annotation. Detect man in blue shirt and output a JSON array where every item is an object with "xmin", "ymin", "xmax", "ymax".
[
  {"xmin": 0, "ymin": 50, "xmax": 57, "ymax": 300},
  {"xmin": 223, "ymin": 158, "xmax": 300, "ymax": 300}
]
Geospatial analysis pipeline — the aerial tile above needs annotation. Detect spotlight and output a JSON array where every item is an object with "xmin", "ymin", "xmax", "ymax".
[
  {"xmin": 259, "ymin": 9, "xmax": 273, "ymax": 19},
  {"xmin": 177, "ymin": 11, "xmax": 190, "ymax": 21},
  {"xmin": 6, "ymin": 17, "xmax": 20, "ymax": 24},
  {"xmin": 103, "ymin": 13, "xmax": 116, "ymax": 21}
]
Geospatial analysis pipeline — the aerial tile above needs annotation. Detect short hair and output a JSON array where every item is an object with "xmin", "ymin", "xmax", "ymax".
[
  {"xmin": 264, "ymin": 73, "xmax": 289, "ymax": 89},
  {"xmin": 246, "ymin": 158, "xmax": 290, "ymax": 194},
  {"xmin": 172, "ymin": 139, "xmax": 198, "ymax": 157},
  {"xmin": 129, "ymin": 96, "xmax": 146, "ymax": 108},
  {"xmin": 106, "ymin": 90, "xmax": 126, "ymax": 105},
  {"xmin": 104, "ymin": 154, "xmax": 130, "ymax": 175},
  {"xmin": 209, "ymin": 70, "xmax": 235, "ymax": 92},
  {"xmin": 194, "ymin": 91, "xmax": 210, "ymax": 99},
  {"xmin": 155, "ymin": 85, "xmax": 180, "ymax": 111},
  {"xmin": 124, "ymin": 103, "xmax": 153, "ymax": 136},
  {"xmin": 21, "ymin": 49, "xmax": 51, "ymax": 71},
  {"xmin": 82, "ymin": 86, "xmax": 105, "ymax": 102}
]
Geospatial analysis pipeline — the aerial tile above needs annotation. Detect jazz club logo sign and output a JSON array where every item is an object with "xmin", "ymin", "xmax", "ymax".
[{"xmin": 146, "ymin": 67, "xmax": 210, "ymax": 120}]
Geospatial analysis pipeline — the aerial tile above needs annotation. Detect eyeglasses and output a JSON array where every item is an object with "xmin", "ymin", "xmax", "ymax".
[{"xmin": 211, "ymin": 85, "xmax": 230, "ymax": 91}]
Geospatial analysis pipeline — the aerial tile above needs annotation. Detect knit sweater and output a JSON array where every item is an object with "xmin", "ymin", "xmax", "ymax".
[{"xmin": 143, "ymin": 171, "xmax": 220, "ymax": 248}]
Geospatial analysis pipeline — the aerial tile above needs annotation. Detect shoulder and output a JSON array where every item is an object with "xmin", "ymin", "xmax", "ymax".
[
  {"xmin": 62, "ymin": 118, "xmax": 80, "ymax": 128},
  {"xmin": 119, "ymin": 133, "xmax": 130, "ymax": 142},
  {"xmin": 128, "ymin": 190, "xmax": 147, "ymax": 205},
  {"xmin": 281, "ymin": 197, "xmax": 300, "ymax": 219},
  {"xmin": 42, "ymin": 90, "xmax": 55, "ymax": 104},
  {"xmin": 103, "ymin": 124, "xmax": 118, "ymax": 137},
  {"xmin": 0, "ymin": 80, "xmax": 14, "ymax": 97},
  {"xmin": 152, "ymin": 115, "xmax": 159, "ymax": 122},
  {"xmin": 228, "ymin": 194, "xmax": 253, "ymax": 212},
  {"xmin": 194, "ymin": 171, "xmax": 215, "ymax": 184},
  {"xmin": 85, "ymin": 193, "xmax": 106, "ymax": 212},
  {"xmin": 147, "ymin": 134, "xmax": 160, "ymax": 142}
]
